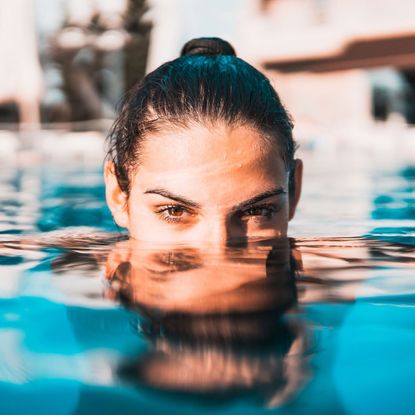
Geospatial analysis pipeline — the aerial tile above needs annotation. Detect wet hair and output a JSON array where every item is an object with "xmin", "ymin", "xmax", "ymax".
[{"xmin": 106, "ymin": 37, "xmax": 297, "ymax": 195}]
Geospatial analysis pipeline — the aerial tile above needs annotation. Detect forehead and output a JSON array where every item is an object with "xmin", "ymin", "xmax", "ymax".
[
  {"xmin": 132, "ymin": 122, "xmax": 287, "ymax": 201},
  {"xmin": 139, "ymin": 122, "xmax": 283, "ymax": 172}
]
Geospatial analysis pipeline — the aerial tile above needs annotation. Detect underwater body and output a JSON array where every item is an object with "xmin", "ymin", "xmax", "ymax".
[{"xmin": 0, "ymin": 146, "xmax": 414, "ymax": 415}]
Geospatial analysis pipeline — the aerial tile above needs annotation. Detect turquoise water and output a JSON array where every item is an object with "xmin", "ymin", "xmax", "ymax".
[{"xmin": 0, "ymin": 156, "xmax": 414, "ymax": 414}]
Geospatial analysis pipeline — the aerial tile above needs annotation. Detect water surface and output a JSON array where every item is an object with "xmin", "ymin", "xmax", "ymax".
[{"xmin": 0, "ymin": 149, "xmax": 414, "ymax": 414}]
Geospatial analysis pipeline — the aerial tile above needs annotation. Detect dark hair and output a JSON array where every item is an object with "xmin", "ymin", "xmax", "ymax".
[{"xmin": 106, "ymin": 37, "xmax": 297, "ymax": 194}]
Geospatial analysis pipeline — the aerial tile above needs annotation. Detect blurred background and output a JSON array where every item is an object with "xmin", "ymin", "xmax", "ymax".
[
  {"xmin": 1, "ymin": 0, "xmax": 415, "ymax": 132},
  {"xmin": 0, "ymin": 0, "xmax": 414, "ymax": 236}
]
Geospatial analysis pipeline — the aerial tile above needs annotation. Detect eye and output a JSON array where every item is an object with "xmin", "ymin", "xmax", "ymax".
[
  {"xmin": 166, "ymin": 206, "xmax": 185, "ymax": 217},
  {"xmin": 155, "ymin": 205, "xmax": 195, "ymax": 224},
  {"xmin": 239, "ymin": 204, "xmax": 278, "ymax": 220}
]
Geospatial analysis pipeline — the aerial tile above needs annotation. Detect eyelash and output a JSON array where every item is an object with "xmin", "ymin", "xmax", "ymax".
[
  {"xmin": 154, "ymin": 205, "xmax": 193, "ymax": 223},
  {"xmin": 154, "ymin": 203, "xmax": 279, "ymax": 224},
  {"xmin": 238, "ymin": 204, "xmax": 279, "ymax": 220}
]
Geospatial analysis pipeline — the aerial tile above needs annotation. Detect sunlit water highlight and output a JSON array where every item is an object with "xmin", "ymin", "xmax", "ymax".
[{"xmin": 0, "ymin": 150, "xmax": 414, "ymax": 414}]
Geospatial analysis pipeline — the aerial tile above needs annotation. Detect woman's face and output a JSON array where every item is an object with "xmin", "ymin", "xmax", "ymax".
[{"xmin": 105, "ymin": 122, "xmax": 302, "ymax": 244}]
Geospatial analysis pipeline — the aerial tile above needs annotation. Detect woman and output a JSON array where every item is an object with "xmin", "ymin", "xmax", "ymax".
[{"xmin": 104, "ymin": 37, "xmax": 303, "ymax": 244}]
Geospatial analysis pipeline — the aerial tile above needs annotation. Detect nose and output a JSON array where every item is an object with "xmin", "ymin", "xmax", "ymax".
[{"xmin": 203, "ymin": 215, "xmax": 246, "ymax": 250}]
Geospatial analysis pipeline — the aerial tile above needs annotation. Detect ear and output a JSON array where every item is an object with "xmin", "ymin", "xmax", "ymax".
[
  {"xmin": 104, "ymin": 161, "xmax": 130, "ymax": 229},
  {"xmin": 104, "ymin": 240, "xmax": 132, "ymax": 301},
  {"xmin": 288, "ymin": 159, "xmax": 303, "ymax": 221},
  {"xmin": 105, "ymin": 240, "xmax": 131, "ymax": 281}
]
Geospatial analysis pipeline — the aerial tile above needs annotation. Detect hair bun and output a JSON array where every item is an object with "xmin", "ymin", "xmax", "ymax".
[{"xmin": 180, "ymin": 37, "xmax": 236, "ymax": 57}]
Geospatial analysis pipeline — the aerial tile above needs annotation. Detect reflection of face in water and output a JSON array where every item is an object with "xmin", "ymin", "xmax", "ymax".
[{"xmin": 105, "ymin": 238, "xmax": 307, "ymax": 408}]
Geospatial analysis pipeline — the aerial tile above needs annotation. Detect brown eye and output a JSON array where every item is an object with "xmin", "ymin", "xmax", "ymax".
[
  {"xmin": 155, "ymin": 204, "xmax": 195, "ymax": 224},
  {"xmin": 167, "ymin": 206, "xmax": 185, "ymax": 217},
  {"xmin": 239, "ymin": 204, "xmax": 278, "ymax": 220},
  {"xmin": 246, "ymin": 207, "xmax": 269, "ymax": 216}
]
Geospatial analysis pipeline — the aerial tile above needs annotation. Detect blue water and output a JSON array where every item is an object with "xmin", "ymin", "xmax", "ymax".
[{"xmin": 0, "ymin": 153, "xmax": 414, "ymax": 415}]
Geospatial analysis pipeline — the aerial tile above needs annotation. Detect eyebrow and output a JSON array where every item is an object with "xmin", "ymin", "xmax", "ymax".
[
  {"xmin": 144, "ymin": 188, "xmax": 202, "ymax": 208},
  {"xmin": 233, "ymin": 187, "xmax": 287, "ymax": 210},
  {"xmin": 144, "ymin": 187, "xmax": 287, "ymax": 210}
]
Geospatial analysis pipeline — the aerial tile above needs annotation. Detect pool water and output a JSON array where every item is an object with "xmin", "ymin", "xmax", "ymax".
[{"xmin": 0, "ymin": 141, "xmax": 414, "ymax": 415}]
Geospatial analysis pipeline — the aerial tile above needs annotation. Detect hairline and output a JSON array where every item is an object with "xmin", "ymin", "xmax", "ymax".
[{"xmin": 120, "ymin": 118, "xmax": 293, "ymax": 197}]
